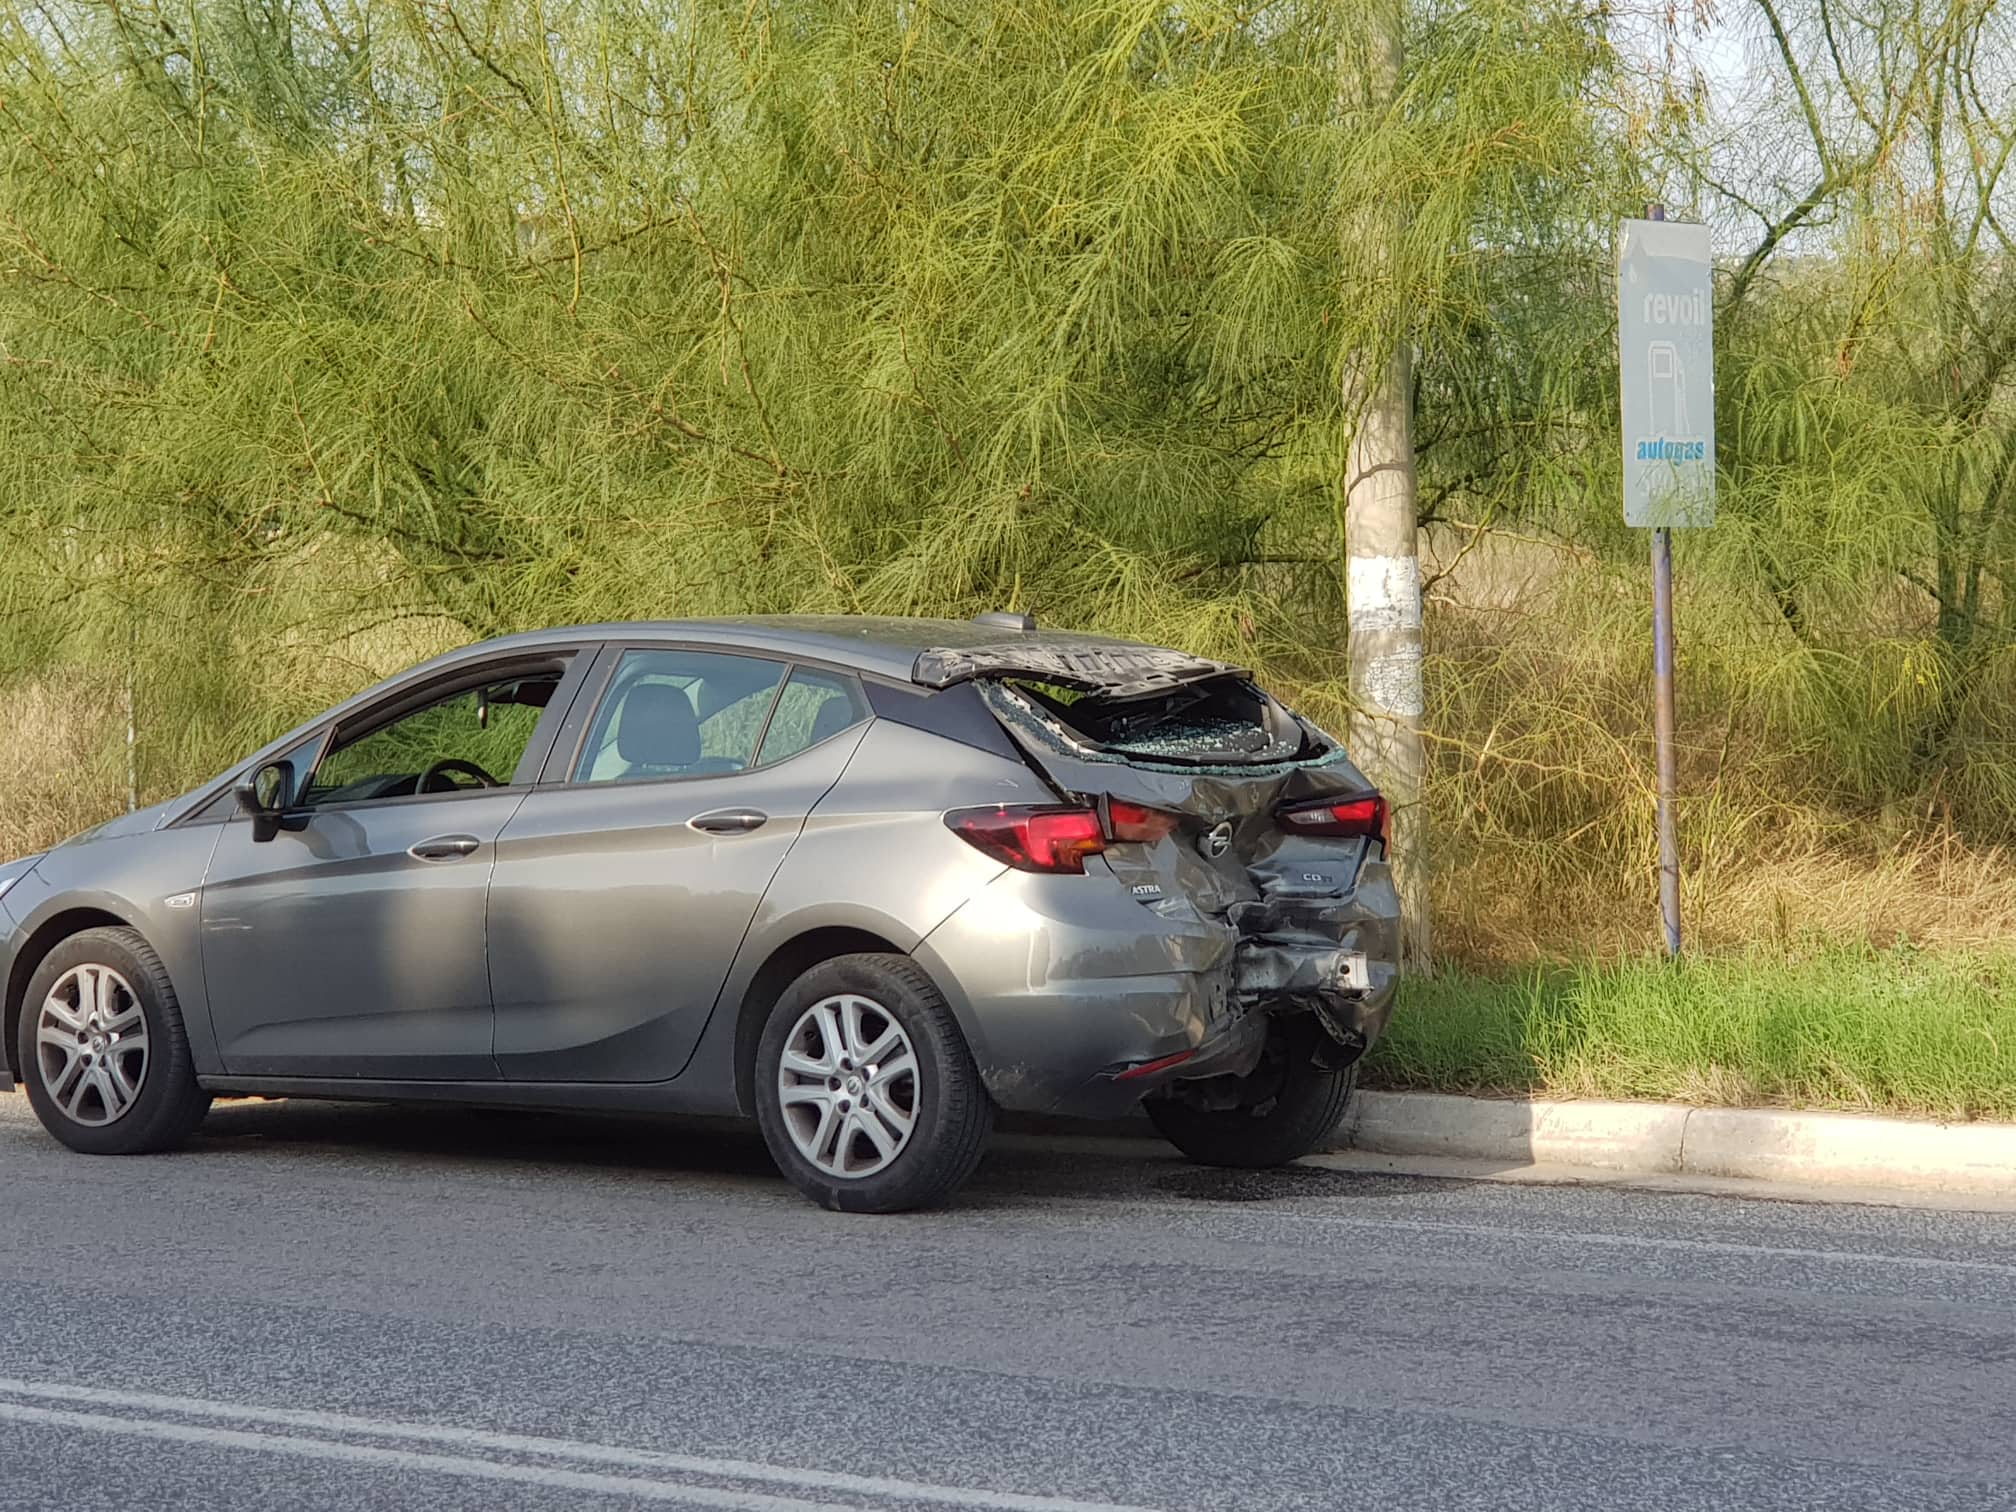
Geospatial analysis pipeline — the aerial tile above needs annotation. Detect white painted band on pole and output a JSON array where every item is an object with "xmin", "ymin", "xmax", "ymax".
[
  {"xmin": 1362, "ymin": 649, "xmax": 1425, "ymax": 719},
  {"xmin": 1346, "ymin": 553, "xmax": 1424, "ymax": 634}
]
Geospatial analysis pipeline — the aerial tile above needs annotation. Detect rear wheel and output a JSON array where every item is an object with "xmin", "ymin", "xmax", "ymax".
[
  {"xmin": 1146, "ymin": 1019, "xmax": 1356, "ymax": 1169},
  {"xmin": 753, "ymin": 954, "xmax": 993, "ymax": 1213},
  {"xmin": 17, "ymin": 926, "xmax": 211, "ymax": 1155}
]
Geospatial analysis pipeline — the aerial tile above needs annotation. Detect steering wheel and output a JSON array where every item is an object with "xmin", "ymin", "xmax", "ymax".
[{"xmin": 418, "ymin": 757, "xmax": 501, "ymax": 794}]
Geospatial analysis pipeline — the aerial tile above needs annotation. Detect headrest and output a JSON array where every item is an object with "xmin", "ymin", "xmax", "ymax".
[
  {"xmin": 806, "ymin": 697, "xmax": 855, "ymax": 747},
  {"xmin": 615, "ymin": 683, "xmax": 701, "ymax": 769}
]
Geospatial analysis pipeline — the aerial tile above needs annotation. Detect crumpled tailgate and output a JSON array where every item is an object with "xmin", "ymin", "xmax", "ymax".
[{"xmin": 976, "ymin": 680, "xmax": 1402, "ymax": 1057}]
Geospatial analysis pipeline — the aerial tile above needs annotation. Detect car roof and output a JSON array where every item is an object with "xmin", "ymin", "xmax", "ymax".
[
  {"xmin": 166, "ymin": 616, "xmax": 1194, "ymax": 827},
  {"xmin": 448, "ymin": 615, "xmax": 1146, "ymax": 683}
]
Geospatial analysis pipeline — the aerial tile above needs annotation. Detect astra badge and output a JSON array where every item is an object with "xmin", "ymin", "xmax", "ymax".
[{"xmin": 1199, "ymin": 822, "xmax": 1234, "ymax": 860}]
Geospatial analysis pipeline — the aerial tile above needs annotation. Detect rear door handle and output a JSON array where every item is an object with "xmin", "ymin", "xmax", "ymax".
[
  {"xmin": 410, "ymin": 834, "xmax": 482, "ymax": 861},
  {"xmin": 688, "ymin": 808, "xmax": 768, "ymax": 835}
]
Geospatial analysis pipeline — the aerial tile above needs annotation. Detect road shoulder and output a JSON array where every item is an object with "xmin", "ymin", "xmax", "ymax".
[{"xmin": 1001, "ymin": 1090, "xmax": 2016, "ymax": 1210}]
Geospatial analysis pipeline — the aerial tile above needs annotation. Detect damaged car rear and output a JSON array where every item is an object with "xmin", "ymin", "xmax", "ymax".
[
  {"xmin": 0, "ymin": 614, "xmax": 1396, "ymax": 1216},
  {"xmin": 913, "ymin": 630, "xmax": 1400, "ymax": 1176}
]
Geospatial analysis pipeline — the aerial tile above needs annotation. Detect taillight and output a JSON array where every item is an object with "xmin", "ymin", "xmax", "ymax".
[
  {"xmin": 1108, "ymin": 800, "xmax": 1180, "ymax": 845},
  {"xmin": 1279, "ymin": 792, "xmax": 1389, "ymax": 847},
  {"xmin": 947, "ymin": 805, "xmax": 1107, "ymax": 874}
]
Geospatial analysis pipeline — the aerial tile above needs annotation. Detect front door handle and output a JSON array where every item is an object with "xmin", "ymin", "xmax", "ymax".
[
  {"xmin": 410, "ymin": 834, "xmax": 482, "ymax": 861},
  {"xmin": 688, "ymin": 808, "xmax": 768, "ymax": 835}
]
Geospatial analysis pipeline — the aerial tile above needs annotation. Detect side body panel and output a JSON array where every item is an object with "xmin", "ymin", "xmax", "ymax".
[
  {"xmin": 672, "ymin": 720, "xmax": 1037, "ymax": 1115},
  {"xmin": 200, "ymin": 794, "xmax": 529, "ymax": 1078},
  {"xmin": 912, "ymin": 860, "xmax": 1232, "ymax": 1117},
  {"xmin": 485, "ymin": 726, "xmax": 870, "ymax": 1082}
]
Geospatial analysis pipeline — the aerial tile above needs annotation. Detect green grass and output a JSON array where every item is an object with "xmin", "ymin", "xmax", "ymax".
[{"xmin": 1364, "ymin": 946, "xmax": 2016, "ymax": 1123}]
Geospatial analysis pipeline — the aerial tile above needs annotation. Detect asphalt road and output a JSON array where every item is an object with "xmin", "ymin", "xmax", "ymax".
[{"xmin": 2, "ymin": 1092, "xmax": 2013, "ymax": 1511}]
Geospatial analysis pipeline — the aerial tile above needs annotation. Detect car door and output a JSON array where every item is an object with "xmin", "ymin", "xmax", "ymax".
[
  {"xmin": 486, "ymin": 647, "xmax": 872, "ymax": 1082},
  {"xmin": 200, "ymin": 649, "xmax": 590, "ymax": 1079}
]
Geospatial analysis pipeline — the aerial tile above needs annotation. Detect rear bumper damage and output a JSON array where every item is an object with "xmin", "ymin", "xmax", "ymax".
[
  {"xmin": 915, "ymin": 667, "xmax": 1403, "ymax": 1119},
  {"xmin": 914, "ymin": 860, "xmax": 1400, "ymax": 1120},
  {"xmin": 1228, "ymin": 857, "xmax": 1402, "ymax": 1057}
]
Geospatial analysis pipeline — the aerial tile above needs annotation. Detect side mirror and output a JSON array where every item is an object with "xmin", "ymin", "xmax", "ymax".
[{"xmin": 234, "ymin": 760, "xmax": 296, "ymax": 842}]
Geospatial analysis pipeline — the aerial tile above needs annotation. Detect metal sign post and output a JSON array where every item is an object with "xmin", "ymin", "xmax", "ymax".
[
  {"xmin": 1619, "ymin": 203, "xmax": 1714, "ymax": 956},
  {"xmin": 1650, "ymin": 522, "xmax": 1679, "ymax": 955}
]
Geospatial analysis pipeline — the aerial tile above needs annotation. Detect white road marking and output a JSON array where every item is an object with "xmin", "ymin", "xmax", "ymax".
[
  {"xmin": 0, "ymin": 1378, "xmax": 1163, "ymax": 1512},
  {"xmin": 0, "ymin": 1401, "xmax": 843, "ymax": 1510},
  {"xmin": 1243, "ymin": 1211, "xmax": 2016, "ymax": 1279}
]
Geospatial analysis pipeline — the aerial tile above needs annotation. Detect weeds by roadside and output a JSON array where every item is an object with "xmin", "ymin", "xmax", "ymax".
[{"xmin": 1369, "ymin": 945, "xmax": 2016, "ymax": 1123}]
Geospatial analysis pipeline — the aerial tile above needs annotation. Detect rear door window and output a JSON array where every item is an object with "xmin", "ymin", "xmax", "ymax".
[
  {"xmin": 754, "ymin": 668, "xmax": 868, "ymax": 767},
  {"xmin": 574, "ymin": 650, "xmax": 786, "ymax": 784}
]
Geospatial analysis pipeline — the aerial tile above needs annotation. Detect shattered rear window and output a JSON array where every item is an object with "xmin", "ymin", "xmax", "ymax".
[{"xmin": 1004, "ymin": 675, "xmax": 1314, "ymax": 765}]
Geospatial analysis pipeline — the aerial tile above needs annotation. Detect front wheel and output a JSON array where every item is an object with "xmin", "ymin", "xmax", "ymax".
[
  {"xmin": 17, "ymin": 926, "xmax": 212, "ymax": 1155},
  {"xmin": 753, "ymin": 954, "xmax": 993, "ymax": 1213},
  {"xmin": 1146, "ymin": 1019, "xmax": 1357, "ymax": 1169}
]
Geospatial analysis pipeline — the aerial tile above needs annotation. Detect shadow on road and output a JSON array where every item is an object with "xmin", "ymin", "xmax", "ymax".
[
  {"xmin": 197, "ymin": 1097, "xmax": 783, "ymax": 1180},
  {"xmin": 190, "ymin": 1095, "xmax": 1480, "ymax": 1209}
]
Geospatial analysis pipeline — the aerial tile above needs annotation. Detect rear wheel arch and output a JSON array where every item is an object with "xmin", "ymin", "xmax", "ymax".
[
  {"xmin": 4, "ymin": 907, "xmax": 131, "ymax": 1082},
  {"xmin": 732, "ymin": 927, "xmax": 903, "ymax": 1115},
  {"xmin": 751, "ymin": 951, "xmax": 993, "ymax": 1211}
]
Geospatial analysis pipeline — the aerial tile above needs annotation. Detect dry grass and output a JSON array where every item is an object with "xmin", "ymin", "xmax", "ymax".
[
  {"xmin": 1416, "ymin": 530, "xmax": 2016, "ymax": 966},
  {"xmin": 1433, "ymin": 833, "xmax": 2016, "ymax": 965},
  {"xmin": 0, "ymin": 674, "xmax": 130, "ymax": 858},
  {"xmin": 5, "ymin": 537, "xmax": 2013, "ymax": 981}
]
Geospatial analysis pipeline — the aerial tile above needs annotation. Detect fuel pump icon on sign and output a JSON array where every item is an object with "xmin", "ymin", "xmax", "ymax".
[{"xmin": 1648, "ymin": 341, "xmax": 1687, "ymax": 433}]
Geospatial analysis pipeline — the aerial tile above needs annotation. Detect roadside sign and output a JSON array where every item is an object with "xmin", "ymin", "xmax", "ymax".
[{"xmin": 1619, "ymin": 218, "xmax": 1714, "ymax": 527}]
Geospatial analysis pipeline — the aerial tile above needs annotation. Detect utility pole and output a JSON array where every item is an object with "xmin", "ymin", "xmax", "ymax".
[{"xmin": 1340, "ymin": 3, "xmax": 1431, "ymax": 969}]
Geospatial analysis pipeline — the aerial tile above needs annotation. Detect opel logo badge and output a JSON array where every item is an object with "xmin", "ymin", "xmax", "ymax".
[{"xmin": 1199, "ymin": 821, "xmax": 1234, "ymax": 859}]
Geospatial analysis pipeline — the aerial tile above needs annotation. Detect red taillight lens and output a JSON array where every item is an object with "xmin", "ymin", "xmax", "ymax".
[
  {"xmin": 1279, "ymin": 792, "xmax": 1389, "ymax": 847},
  {"xmin": 1112, "ymin": 1049, "xmax": 1198, "ymax": 1082},
  {"xmin": 1108, "ymin": 800, "xmax": 1180, "ymax": 845},
  {"xmin": 947, "ymin": 805, "xmax": 1108, "ymax": 874}
]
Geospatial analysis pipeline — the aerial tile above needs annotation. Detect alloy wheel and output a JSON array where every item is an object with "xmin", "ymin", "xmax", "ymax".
[
  {"xmin": 775, "ymin": 994, "xmax": 918, "ymax": 1179},
  {"xmin": 35, "ymin": 964, "xmax": 149, "ymax": 1127}
]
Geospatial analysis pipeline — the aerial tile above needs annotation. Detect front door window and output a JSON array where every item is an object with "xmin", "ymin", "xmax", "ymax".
[{"xmin": 304, "ymin": 671, "xmax": 565, "ymax": 807}]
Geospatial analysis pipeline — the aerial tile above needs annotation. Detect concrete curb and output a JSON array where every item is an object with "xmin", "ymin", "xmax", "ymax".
[{"xmin": 1340, "ymin": 1091, "xmax": 2016, "ymax": 1197}]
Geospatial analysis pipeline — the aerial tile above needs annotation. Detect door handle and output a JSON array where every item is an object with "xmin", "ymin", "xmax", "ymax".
[
  {"xmin": 688, "ymin": 808, "xmax": 768, "ymax": 835},
  {"xmin": 409, "ymin": 834, "xmax": 482, "ymax": 861}
]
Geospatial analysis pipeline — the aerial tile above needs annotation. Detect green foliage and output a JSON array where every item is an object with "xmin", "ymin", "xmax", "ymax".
[
  {"xmin": 0, "ymin": 0, "xmax": 2011, "ymax": 962},
  {"xmin": 0, "ymin": 0, "xmax": 1609, "ymax": 749}
]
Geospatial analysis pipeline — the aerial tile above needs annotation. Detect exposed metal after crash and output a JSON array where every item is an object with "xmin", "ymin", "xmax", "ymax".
[{"xmin": 956, "ymin": 647, "xmax": 1401, "ymax": 1094}]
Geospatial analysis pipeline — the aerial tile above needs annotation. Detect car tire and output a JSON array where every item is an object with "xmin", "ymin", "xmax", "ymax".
[
  {"xmin": 16, "ymin": 926, "xmax": 212, "ymax": 1156},
  {"xmin": 753, "ymin": 954, "xmax": 993, "ymax": 1213},
  {"xmin": 1145, "ymin": 1020, "xmax": 1358, "ymax": 1169}
]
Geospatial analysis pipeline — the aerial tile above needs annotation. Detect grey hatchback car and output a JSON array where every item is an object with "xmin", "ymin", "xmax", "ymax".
[{"xmin": 0, "ymin": 616, "xmax": 1400, "ymax": 1211}]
